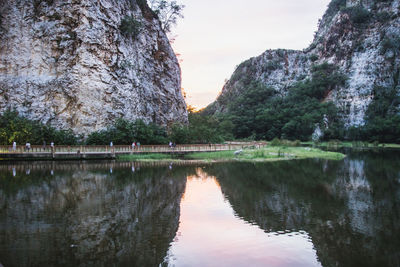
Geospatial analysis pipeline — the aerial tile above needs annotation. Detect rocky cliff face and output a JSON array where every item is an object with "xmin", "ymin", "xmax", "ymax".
[
  {"xmin": 0, "ymin": 0, "xmax": 187, "ymax": 135},
  {"xmin": 208, "ymin": 0, "xmax": 400, "ymax": 127}
]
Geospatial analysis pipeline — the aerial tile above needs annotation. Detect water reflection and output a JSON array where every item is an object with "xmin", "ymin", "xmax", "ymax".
[
  {"xmin": 202, "ymin": 150, "xmax": 400, "ymax": 267},
  {"xmin": 0, "ymin": 162, "xmax": 192, "ymax": 266},
  {"xmin": 165, "ymin": 170, "xmax": 320, "ymax": 267},
  {"xmin": 0, "ymin": 150, "xmax": 399, "ymax": 266}
]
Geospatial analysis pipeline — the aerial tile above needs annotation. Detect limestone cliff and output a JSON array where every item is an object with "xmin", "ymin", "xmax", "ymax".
[
  {"xmin": 208, "ymin": 0, "xmax": 400, "ymax": 127},
  {"xmin": 0, "ymin": 0, "xmax": 187, "ymax": 135}
]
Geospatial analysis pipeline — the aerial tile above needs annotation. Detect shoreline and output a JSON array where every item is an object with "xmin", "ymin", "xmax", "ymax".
[{"xmin": 8, "ymin": 145, "xmax": 400, "ymax": 162}]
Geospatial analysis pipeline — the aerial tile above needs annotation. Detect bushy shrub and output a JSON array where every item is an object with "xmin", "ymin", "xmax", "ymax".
[
  {"xmin": 119, "ymin": 15, "xmax": 142, "ymax": 40},
  {"xmin": 86, "ymin": 118, "xmax": 168, "ymax": 145},
  {"xmin": 309, "ymin": 54, "xmax": 319, "ymax": 62},
  {"xmin": 376, "ymin": 12, "xmax": 391, "ymax": 23},
  {"xmin": 326, "ymin": 0, "xmax": 346, "ymax": 17},
  {"xmin": 269, "ymin": 138, "xmax": 301, "ymax": 147},
  {"xmin": 360, "ymin": 85, "xmax": 400, "ymax": 143},
  {"xmin": 264, "ymin": 61, "xmax": 282, "ymax": 71},
  {"xmin": 327, "ymin": 139, "xmax": 341, "ymax": 148},
  {"xmin": 380, "ymin": 36, "xmax": 400, "ymax": 54},
  {"xmin": 270, "ymin": 138, "xmax": 281, "ymax": 146},
  {"xmin": 136, "ymin": 0, "xmax": 148, "ymax": 11},
  {"xmin": 0, "ymin": 109, "xmax": 78, "ymax": 145},
  {"xmin": 344, "ymin": 5, "xmax": 371, "ymax": 24}
]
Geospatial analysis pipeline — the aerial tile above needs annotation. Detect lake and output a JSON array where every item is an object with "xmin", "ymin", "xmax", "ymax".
[{"xmin": 0, "ymin": 150, "xmax": 399, "ymax": 266}]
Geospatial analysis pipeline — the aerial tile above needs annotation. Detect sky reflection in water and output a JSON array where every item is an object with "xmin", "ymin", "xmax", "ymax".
[{"xmin": 166, "ymin": 170, "xmax": 320, "ymax": 267}]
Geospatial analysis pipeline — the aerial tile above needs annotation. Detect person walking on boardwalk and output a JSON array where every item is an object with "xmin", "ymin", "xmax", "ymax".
[
  {"xmin": 12, "ymin": 142, "xmax": 16, "ymax": 151},
  {"xmin": 132, "ymin": 142, "xmax": 136, "ymax": 150}
]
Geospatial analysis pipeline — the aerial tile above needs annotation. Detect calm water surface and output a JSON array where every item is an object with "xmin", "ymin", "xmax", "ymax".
[{"xmin": 0, "ymin": 150, "xmax": 399, "ymax": 266}]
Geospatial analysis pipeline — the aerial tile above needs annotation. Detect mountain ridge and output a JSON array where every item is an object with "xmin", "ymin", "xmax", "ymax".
[{"xmin": 206, "ymin": 0, "xmax": 400, "ymax": 136}]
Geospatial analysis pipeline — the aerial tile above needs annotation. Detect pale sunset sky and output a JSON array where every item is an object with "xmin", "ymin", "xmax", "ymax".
[{"xmin": 170, "ymin": 0, "xmax": 332, "ymax": 110}]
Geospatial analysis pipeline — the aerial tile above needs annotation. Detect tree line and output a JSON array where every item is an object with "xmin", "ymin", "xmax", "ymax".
[
  {"xmin": 0, "ymin": 108, "xmax": 231, "ymax": 146},
  {"xmin": 1, "ymin": 63, "xmax": 399, "ymax": 145}
]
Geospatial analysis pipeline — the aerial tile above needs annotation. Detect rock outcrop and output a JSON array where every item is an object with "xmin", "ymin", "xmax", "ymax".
[
  {"xmin": 208, "ymin": 0, "xmax": 400, "ymax": 127},
  {"xmin": 0, "ymin": 0, "xmax": 187, "ymax": 135}
]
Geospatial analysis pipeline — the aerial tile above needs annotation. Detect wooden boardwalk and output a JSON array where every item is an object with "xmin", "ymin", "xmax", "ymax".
[{"xmin": 0, "ymin": 142, "xmax": 266, "ymax": 160}]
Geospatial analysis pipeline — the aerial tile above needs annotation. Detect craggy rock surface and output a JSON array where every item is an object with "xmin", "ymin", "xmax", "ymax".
[
  {"xmin": 208, "ymin": 0, "xmax": 400, "ymax": 127},
  {"xmin": 0, "ymin": 0, "xmax": 187, "ymax": 135}
]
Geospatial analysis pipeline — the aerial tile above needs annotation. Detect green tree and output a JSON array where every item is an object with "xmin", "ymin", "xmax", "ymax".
[
  {"xmin": 0, "ymin": 110, "xmax": 78, "ymax": 145},
  {"xmin": 361, "ymin": 84, "xmax": 400, "ymax": 143},
  {"xmin": 86, "ymin": 118, "xmax": 168, "ymax": 145},
  {"xmin": 148, "ymin": 0, "xmax": 184, "ymax": 32}
]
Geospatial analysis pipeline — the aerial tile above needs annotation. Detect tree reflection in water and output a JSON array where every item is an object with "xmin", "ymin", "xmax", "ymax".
[
  {"xmin": 0, "ymin": 162, "xmax": 193, "ymax": 266},
  {"xmin": 203, "ymin": 150, "xmax": 400, "ymax": 267}
]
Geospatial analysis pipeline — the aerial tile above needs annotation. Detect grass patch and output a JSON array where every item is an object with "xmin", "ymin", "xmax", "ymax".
[
  {"xmin": 185, "ymin": 150, "xmax": 237, "ymax": 160},
  {"xmin": 186, "ymin": 146, "xmax": 345, "ymax": 162},
  {"xmin": 117, "ymin": 153, "xmax": 175, "ymax": 161},
  {"xmin": 116, "ymin": 147, "xmax": 345, "ymax": 162}
]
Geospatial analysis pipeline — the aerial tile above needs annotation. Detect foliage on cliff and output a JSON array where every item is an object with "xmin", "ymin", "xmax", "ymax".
[
  {"xmin": 350, "ymin": 81, "xmax": 400, "ymax": 143},
  {"xmin": 120, "ymin": 15, "xmax": 142, "ymax": 40},
  {"xmin": 216, "ymin": 63, "xmax": 346, "ymax": 141}
]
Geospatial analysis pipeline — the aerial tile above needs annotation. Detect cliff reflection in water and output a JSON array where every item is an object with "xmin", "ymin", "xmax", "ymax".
[
  {"xmin": 203, "ymin": 150, "xmax": 400, "ymax": 267},
  {"xmin": 0, "ymin": 161, "xmax": 191, "ymax": 266}
]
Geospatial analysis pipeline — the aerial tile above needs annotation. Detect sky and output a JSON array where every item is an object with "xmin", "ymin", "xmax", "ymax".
[{"xmin": 170, "ymin": 0, "xmax": 332, "ymax": 110}]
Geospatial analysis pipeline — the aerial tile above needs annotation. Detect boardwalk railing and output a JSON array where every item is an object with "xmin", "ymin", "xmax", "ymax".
[{"xmin": 0, "ymin": 142, "xmax": 267, "ymax": 155}]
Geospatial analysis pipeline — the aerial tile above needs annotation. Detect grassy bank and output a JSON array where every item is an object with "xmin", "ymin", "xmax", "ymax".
[
  {"xmin": 301, "ymin": 141, "xmax": 400, "ymax": 149},
  {"xmin": 117, "ymin": 153, "xmax": 177, "ymax": 161},
  {"xmin": 186, "ymin": 147, "xmax": 345, "ymax": 162},
  {"xmin": 117, "ymin": 147, "xmax": 345, "ymax": 162}
]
